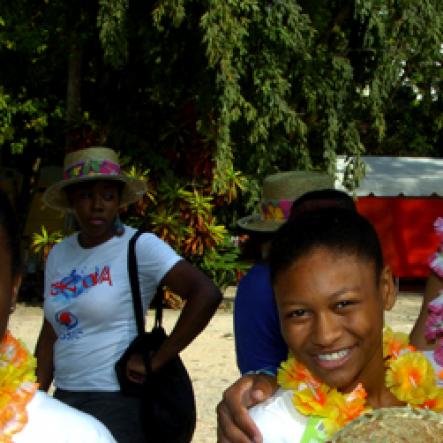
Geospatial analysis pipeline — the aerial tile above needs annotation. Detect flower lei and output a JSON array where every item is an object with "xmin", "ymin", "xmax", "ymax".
[
  {"xmin": 0, "ymin": 331, "xmax": 39, "ymax": 442},
  {"xmin": 277, "ymin": 327, "xmax": 443, "ymax": 438}
]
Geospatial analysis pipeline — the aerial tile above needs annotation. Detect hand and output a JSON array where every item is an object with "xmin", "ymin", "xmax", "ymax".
[
  {"xmin": 125, "ymin": 353, "xmax": 147, "ymax": 384},
  {"xmin": 216, "ymin": 373, "xmax": 277, "ymax": 443}
]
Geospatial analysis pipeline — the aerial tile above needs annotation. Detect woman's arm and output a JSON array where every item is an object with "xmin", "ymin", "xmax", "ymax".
[
  {"xmin": 409, "ymin": 271, "xmax": 443, "ymax": 349},
  {"xmin": 35, "ymin": 318, "xmax": 57, "ymax": 391},
  {"xmin": 149, "ymin": 260, "xmax": 222, "ymax": 371}
]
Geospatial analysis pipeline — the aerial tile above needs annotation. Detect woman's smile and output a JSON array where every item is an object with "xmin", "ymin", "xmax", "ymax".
[{"xmin": 313, "ymin": 347, "xmax": 353, "ymax": 370}]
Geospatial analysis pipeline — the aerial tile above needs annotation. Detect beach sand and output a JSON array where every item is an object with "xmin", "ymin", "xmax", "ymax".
[{"xmin": 9, "ymin": 288, "xmax": 423, "ymax": 443}]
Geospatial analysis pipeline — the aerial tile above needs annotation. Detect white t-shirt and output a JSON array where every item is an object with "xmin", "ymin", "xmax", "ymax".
[
  {"xmin": 44, "ymin": 226, "xmax": 181, "ymax": 391},
  {"xmin": 14, "ymin": 391, "xmax": 116, "ymax": 442},
  {"xmin": 249, "ymin": 352, "xmax": 443, "ymax": 443}
]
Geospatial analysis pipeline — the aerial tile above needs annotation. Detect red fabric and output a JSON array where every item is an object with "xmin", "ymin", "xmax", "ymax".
[{"xmin": 356, "ymin": 197, "xmax": 443, "ymax": 278}]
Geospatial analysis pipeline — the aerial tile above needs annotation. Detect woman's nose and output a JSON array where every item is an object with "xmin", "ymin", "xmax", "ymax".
[
  {"xmin": 311, "ymin": 312, "xmax": 341, "ymax": 347},
  {"xmin": 91, "ymin": 193, "xmax": 104, "ymax": 209}
]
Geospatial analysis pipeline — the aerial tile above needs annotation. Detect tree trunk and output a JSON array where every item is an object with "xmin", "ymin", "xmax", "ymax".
[{"xmin": 65, "ymin": 40, "xmax": 82, "ymax": 151}]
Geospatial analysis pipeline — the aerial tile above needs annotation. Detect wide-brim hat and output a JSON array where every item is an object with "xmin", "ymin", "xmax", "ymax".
[
  {"xmin": 237, "ymin": 171, "xmax": 334, "ymax": 232},
  {"xmin": 332, "ymin": 407, "xmax": 443, "ymax": 442},
  {"xmin": 42, "ymin": 147, "xmax": 147, "ymax": 212}
]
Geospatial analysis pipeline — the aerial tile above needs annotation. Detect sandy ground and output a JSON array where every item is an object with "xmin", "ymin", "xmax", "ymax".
[{"xmin": 9, "ymin": 288, "xmax": 423, "ymax": 443}]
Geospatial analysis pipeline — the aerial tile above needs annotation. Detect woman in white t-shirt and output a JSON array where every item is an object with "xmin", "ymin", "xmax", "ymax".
[
  {"xmin": 34, "ymin": 147, "xmax": 222, "ymax": 442},
  {"xmin": 0, "ymin": 188, "xmax": 116, "ymax": 442}
]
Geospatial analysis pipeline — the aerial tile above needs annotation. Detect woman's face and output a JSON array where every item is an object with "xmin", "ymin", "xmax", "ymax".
[
  {"xmin": 274, "ymin": 246, "xmax": 395, "ymax": 395},
  {"xmin": 67, "ymin": 180, "xmax": 121, "ymax": 248},
  {"xmin": 0, "ymin": 228, "xmax": 20, "ymax": 340}
]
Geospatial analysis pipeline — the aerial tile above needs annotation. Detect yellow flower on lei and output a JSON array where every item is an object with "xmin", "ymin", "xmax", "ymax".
[
  {"xmin": 0, "ymin": 331, "xmax": 39, "ymax": 442},
  {"xmin": 385, "ymin": 351, "xmax": 440, "ymax": 407},
  {"xmin": 277, "ymin": 354, "xmax": 320, "ymax": 390},
  {"xmin": 293, "ymin": 383, "xmax": 368, "ymax": 436}
]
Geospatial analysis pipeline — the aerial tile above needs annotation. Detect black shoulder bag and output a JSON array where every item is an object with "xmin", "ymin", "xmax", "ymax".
[{"xmin": 115, "ymin": 229, "xmax": 196, "ymax": 443}]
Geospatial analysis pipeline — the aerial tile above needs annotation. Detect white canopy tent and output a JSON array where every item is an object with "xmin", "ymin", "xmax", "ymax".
[{"xmin": 335, "ymin": 156, "xmax": 443, "ymax": 196}]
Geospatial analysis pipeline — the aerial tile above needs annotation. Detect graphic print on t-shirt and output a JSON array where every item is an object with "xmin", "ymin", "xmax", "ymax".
[
  {"xmin": 50, "ymin": 266, "xmax": 113, "ymax": 300},
  {"xmin": 50, "ymin": 265, "xmax": 113, "ymax": 340},
  {"xmin": 56, "ymin": 310, "xmax": 82, "ymax": 340}
]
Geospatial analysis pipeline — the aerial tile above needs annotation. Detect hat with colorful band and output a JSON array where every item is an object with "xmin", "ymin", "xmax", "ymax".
[
  {"xmin": 42, "ymin": 146, "xmax": 147, "ymax": 212},
  {"xmin": 237, "ymin": 171, "xmax": 334, "ymax": 232}
]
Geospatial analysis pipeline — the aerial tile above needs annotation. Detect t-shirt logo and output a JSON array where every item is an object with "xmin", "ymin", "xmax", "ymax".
[
  {"xmin": 56, "ymin": 310, "xmax": 78, "ymax": 329},
  {"xmin": 56, "ymin": 309, "xmax": 83, "ymax": 340},
  {"xmin": 50, "ymin": 266, "xmax": 113, "ymax": 300}
]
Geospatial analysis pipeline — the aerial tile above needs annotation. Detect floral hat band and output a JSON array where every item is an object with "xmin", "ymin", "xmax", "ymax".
[
  {"xmin": 42, "ymin": 146, "xmax": 147, "ymax": 212},
  {"xmin": 260, "ymin": 199, "xmax": 293, "ymax": 221},
  {"xmin": 64, "ymin": 158, "xmax": 121, "ymax": 180}
]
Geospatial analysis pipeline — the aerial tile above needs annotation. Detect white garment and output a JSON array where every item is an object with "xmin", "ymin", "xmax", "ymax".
[
  {"xmin": 44, "ymin": 225, "xmax": 181, "ymax": 391},
  {"xmin": 249, "ymin": 388, "xmax": 308, "ymax": 443},
  {"xmin": 14, "ymin": 391, "xmax": 116, "ymax": 442},
  {"xmin": 249, "ymin": 352, "xmax": 443, "ymax": 443}
]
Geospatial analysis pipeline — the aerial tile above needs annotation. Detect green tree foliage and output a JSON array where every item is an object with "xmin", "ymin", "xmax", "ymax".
[{"xmin": 0, "ymin": 0, "xmax": 442, "ymax": 207}]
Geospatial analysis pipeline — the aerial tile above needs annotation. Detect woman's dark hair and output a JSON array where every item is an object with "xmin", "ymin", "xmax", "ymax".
[
  {"xmin": 289, "ymin": 188, "xmax": 356, "ymax": 220},
  {"xmin": 0, "ymin": 189, "xmax": 22, "ymax": 275},
  {"xmin": 269, "ymin": 207, "xmax": 383, "ymax": 285}
]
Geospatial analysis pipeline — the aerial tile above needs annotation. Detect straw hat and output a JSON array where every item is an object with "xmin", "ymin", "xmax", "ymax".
[
  {"xmin": 237, "ymin": 171, "xmax": 334, "ymax": 232},
  {"xmin": 42, "ymin": 147, "xmax": 147, "ymax": 212},
  {"xmin": 332, "ymin": 407, "xmax": 443, "ymax": 442}
]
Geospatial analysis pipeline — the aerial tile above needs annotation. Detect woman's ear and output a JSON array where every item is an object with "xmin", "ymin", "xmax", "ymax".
[{"xmin": 380, "ymin": 265, "xmax": 396, "ymax": 311}]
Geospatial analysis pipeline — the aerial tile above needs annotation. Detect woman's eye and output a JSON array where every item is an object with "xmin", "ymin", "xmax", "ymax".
[
  {"xmin": 78, "ymin": 190, "xmax": 92, "ymax": 199},
  {"xmin": 102, "ymin": 192, "xmax": 116, "ymax": 201},
  {"xmin": 289, "ymin": 309, "xmax": 307, "ymax": 318},
  {"xmin": 336, "ymin": 300, "xmax": 353, "ymax": 309}
]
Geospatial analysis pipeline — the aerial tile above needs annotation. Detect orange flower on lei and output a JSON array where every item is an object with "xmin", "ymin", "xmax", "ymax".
[
  {"xmin": 278, "ymin": 327, "xmax": 443, "ymax": 439},
  {"xmin": 0, "ymin": 331, "xmax": 39, "ymax": 442}
]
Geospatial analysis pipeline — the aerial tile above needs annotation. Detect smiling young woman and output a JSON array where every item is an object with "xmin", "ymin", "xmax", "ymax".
[
  {"xmin": 242, "ymin": 207, "xmax": 443, "ymax": 443},
  {"xmin": 274, "ymin": 247, "xmax": 396, "ymax": 404}
]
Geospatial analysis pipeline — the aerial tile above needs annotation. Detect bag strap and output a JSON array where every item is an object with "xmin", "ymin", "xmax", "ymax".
[{"xmin": 127, "ymin": 229, "xmax": 163, "ymax": 337}]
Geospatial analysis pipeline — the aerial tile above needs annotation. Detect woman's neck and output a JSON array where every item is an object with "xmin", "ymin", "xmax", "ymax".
[
  {"xmin": 358, "ymin": 354, "xmax": 404, "ymax": 409},
  {"xmin": 366, "ymin": 382, "xmax": 404, "ymax": 409},
  {"xmin": 78, "ymin": 231, "xmax": 115, "ymax": 248}
]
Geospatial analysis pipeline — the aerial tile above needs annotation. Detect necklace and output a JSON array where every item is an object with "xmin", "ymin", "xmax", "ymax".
[
  {"xmin": 277, "ymin": 327, "xmax": 443, "ymax": 438},
  {"xmin": 0, "ymin": 331, "xmax": 39, "ymax": 442}
]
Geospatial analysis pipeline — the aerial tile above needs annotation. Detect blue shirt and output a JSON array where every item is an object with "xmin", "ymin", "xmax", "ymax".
[{"xmin": 234, "ymin": 262, "xmax": 288, "ymax": 374}]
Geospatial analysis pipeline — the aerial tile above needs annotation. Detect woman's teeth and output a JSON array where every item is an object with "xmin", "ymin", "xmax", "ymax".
[{"xmin": 318, "ymin": 349, "xmax": 349, "ymax": 361}]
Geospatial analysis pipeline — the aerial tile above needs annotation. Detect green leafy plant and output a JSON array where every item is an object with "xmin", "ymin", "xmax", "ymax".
[
  {"xmin": 31, "ymin": 225, "xmax": 64, "ymax": 262},
  {"xmin": 199, "ymin": 237, "xmax": 250, "ymax": 291}
]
